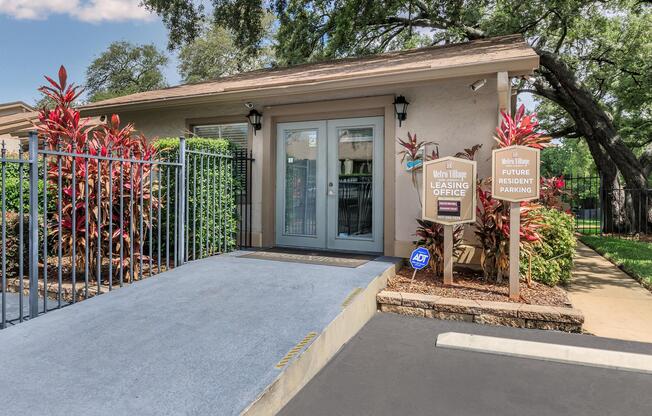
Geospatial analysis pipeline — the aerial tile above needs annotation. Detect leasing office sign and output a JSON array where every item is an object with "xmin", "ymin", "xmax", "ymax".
[
  {"xmin": 422, "ymin": 156, "xmax": 477, "ymax": 225},
  {"xmin": 492, "ymin": 145, "xmax": 540, "ymax": 202}
]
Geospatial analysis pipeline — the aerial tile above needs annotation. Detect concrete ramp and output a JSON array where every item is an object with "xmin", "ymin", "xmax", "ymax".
[{"xmin": 0, "ymin": 252, "xmax": 398, "ymax": 416}]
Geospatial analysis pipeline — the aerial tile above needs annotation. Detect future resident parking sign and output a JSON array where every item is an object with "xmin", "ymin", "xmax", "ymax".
[
  {"xmin": 422, "ymin": 156, "xmax": 477, "ymax": 225},
  {"xmin": 492, "ymin": 145, "xmax": 540, "ymax": 202}
]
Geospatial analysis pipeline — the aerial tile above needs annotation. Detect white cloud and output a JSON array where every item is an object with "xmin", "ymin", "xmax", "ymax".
[{"xmin": 0, "ymin": 0, "xmax": 154, "ymax": 22}]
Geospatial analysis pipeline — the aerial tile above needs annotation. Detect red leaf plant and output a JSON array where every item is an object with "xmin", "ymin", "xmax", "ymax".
[
  {"xmin": 494, "ymin": 104, "xmax": 551, "ymax": 149},
  {"xmin": 38, "ymin": 66, "xmax": 159, "ymax": 285},
  {"xmin": 539, "ymin": 176, "xmax": 570, "ymax": 210},
  {"xmin": 474, "ymin": 179, "xmax": 544, "ymax": 282},
  {"xmin": 400, "ymin": 135, "xmax": 483, "ymax": 276},
  {"xmin": 414, "ymin": 219, "xmax": 464, "ymax": 277}
]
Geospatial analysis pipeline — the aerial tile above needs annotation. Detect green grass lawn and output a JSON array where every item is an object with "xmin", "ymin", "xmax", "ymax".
[
  {"xmin": 580, "ymin": 235, "xmax": 652, "ymax": 290},
  {"xmin": 575, "ymin": 218, "xmax": 601, "ymax": 235}
]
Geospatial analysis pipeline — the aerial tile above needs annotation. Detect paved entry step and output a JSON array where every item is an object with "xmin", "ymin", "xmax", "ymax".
[{"xmin": 240, "ymin": 247, "xmax": 377, "ymax": 268}]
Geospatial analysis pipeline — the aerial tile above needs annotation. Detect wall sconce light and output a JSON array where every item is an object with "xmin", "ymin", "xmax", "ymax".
[
  {"xmin": 247, "ymin": 109, "xmax": 262, "ymax": 134},
  {"xmin": 393, "ymin": 95, "xmax": 409, "ymax": 127}
]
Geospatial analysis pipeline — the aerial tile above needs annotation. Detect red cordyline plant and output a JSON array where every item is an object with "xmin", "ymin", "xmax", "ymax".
[
  {"xmin": 475, "ymin": 179, "xmax": 544, "ymax": 282},
  {"xmin": 415, "ymin": 219, "xmax": 464, "ymax": 277},
  {"xmin": 397, "ymin": 132, "xmax": 437, "ymax": 204},
  {"xmin": 410, "ymin": 143, "xmax": 482, "ymax": 276},
  {"xmin": 494, "ymin": 104, "xmax": 551, "ymax": 149},
  {"xmin": 471, "ymin": 104, "xmax": 551, "ymax": 282},
  {"xmin": 539, "ymin": 176, "xmax": 570, "ymax": 211},
  {"xmin": 38, "ymin": 66, "xmax": 158, "ymax": 283}
]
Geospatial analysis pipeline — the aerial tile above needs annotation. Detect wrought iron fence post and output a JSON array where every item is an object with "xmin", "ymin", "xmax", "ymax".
[
  {"xmin": 178, "ymin": 136, "xmax": 186, "ymax": 265},
  {"xmin": 28, "ymin": 132, "xmax": 39, "ymax": 319}
]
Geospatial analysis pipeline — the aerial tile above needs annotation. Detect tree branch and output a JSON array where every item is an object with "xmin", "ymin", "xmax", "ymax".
[
  {"xmin": 547, "ymin": 126, "xmax": 579, "ymax": 138},
  {"xmin": 640, "ymin": 144, "xmax": 652, "ymax": 178}
]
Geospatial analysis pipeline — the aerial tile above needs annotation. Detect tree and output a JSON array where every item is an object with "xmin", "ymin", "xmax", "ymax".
[
  {"xmin": 540, "ymin": 139, "xmax": 595, "ymax": 178},
  {"xmin": 143, "ymin": 0, "xmax": 651, "ymax": 228},
  {"xmin": 85, "ymin": 41, "xmax": 168, "ymax": 102},
  {"xmin": 178, "ymin": 18, "xmax": 275, "ymax": 83}
]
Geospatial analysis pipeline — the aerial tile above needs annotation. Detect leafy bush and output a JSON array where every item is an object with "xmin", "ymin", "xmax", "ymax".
[
  {"xmin": 473, "ymin": 105, "xmax": 550, "ymax": 282},
  {"xmin": 475, "ymin": 179, "xmax": 544, "ymax": 281},
  {"xmin": 39, "ymin": 66, "xmax": 157, "ymax": 280},
  {"xmin": 153, "ymin": 137, "xmax": 237, "ymax": 257},
  {"xmin": 1, "ymin": 161, "xmax": 48, "ymax": 213},
  {"xmin": 539, "ymin": 176, "xmax": 570, "ymax": 210},
  {"xmin": 521, "ymin": 207, "xmax": 576, "ymax": 286}
]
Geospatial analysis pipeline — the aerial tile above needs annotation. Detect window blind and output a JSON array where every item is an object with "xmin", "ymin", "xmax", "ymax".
[{"xmin": 193, "ymin": 123, "xmax": 248, "ymax": 149}]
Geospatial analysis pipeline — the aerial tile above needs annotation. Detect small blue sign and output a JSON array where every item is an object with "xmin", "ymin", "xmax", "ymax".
[
  {"xmin": 406, "ymin": 159, "xmax": 423, "ymax": 171},
  {"xmin": 409, "ymin": 247, "xmax": 430, "ymax": 270}
]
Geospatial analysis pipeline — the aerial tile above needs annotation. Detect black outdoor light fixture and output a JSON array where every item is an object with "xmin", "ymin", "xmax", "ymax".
[
  {"xmin": 247, "ymin": 109, "xmax": 262, "ymax": 134},
  {"xmin": 393, "ymin": 95, "xmax": 409, "ymax": 126}
]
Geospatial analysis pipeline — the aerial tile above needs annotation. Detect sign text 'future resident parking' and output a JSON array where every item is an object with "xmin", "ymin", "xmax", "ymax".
[{"xmin": 492, "ymin": 145, "xmax": 540, "ymax": 202}]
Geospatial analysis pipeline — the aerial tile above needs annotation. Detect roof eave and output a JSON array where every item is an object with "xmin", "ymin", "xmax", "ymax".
[{"xmin": 80, "ymin": 54, "xmax": 539, "ymax": 116}]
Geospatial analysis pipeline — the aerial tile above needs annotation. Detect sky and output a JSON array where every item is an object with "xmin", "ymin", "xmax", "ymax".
[{"xmin": 0, "ymin": 0, "xmax": 181, "ymax": 105}]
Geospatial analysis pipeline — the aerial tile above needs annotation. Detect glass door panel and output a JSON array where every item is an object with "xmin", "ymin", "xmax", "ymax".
[
  {"xmin": 275, "ymin": 121, "xmax": 327, "ymax": 248},
  {"xmin": 327, "ymin": 117, "xmax": 384, "ymax": 252},
  {"xmin": 336, "ymin": 127, "xmax": 374, "ymax": 240},
  {"xmin": 284, "ymin": 129, "xmax": 318, "ymax": 236}
]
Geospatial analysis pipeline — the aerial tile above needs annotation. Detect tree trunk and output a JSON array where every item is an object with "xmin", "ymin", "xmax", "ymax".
[
  {"xmin": 536, "ymin": 51, "xmax": 649, "ymax": 231},
  {"xmin": 583, "ymin": 140, "xmax": 626, "ymax": 232}
]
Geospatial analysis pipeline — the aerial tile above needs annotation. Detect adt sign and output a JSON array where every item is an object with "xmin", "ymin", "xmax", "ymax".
[{"xmin": 409, "ymin": 247, "xmax": 430, "ymax": 270}]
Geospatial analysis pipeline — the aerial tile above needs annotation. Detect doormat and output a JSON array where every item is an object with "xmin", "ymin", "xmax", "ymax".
[{"xmin": 240, "ymin": 248, "xmax": 377, "ymax": 268}]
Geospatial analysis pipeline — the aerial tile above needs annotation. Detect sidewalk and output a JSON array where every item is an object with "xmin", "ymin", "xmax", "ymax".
[{"xmin": 567, "ymin": 242, "xmax": 652, "ymax": 343}]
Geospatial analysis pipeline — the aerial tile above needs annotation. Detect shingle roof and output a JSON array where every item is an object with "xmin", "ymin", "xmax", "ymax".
[
  {"xmin": 0, "ymin": 110, "xmax": 103, "ymax": 136},
  {"xmin": 81, "ymin": 35, "xmax": 537, "ymax": 113}
]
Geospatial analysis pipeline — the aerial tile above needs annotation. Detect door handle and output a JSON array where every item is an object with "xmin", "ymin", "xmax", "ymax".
[{"xmin": 328, "ymin": 181, "xmax": 335, "ymax": 196}]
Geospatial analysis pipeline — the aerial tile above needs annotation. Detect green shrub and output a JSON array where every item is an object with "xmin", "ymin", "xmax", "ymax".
[
  {"xmin": 1, "ymin": 161, "xmax": 48, "ymax": 213},
  {"xmin": 153, "ymin": 137, "xmax": 237, "ymax": 257},
  {"xmin": 521, "ymin": 207, "xmax": 576, "ymax": 286}
]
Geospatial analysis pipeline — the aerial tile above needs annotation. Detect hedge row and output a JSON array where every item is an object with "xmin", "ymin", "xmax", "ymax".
[{"xmin": 153, "ymin": 137, "xmax": 238, "ymax": 257}]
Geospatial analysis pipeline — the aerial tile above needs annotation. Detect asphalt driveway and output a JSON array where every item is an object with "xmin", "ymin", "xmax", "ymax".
[
  {"xmin": 279, "ymin": 313, "xmax": 652, "ymax": 416},
  {"xmin": 0, "ymin": 251, "xmax": 395, "ymax": 416}
]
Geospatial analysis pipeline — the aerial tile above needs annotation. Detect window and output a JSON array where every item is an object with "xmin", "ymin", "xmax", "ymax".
[{"xmin": 192, "ymin": 123, "xmax": 249, "ymax": 149}]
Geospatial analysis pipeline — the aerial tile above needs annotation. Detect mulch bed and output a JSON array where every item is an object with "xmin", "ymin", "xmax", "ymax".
[{"xmin": 388, "ymin": 266, "xmax": 572, "ymax": 307}]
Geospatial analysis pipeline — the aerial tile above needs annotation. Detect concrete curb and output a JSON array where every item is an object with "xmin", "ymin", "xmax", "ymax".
[
  {"xmin": 436, "ymin": 332, "xmax": 652, "ymax": 374},
  {"xmin": 378, "ymin": 290, "xmax": 584, "ymax": 332},
  {"xmin": 241, "ymin": 259, "xmax": 401, "ymax": 416}
]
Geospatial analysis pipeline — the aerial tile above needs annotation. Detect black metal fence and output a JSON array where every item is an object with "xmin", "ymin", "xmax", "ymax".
[
  {"xmin": 0, "ymin": 134, "xmax": 248, "ymax": 329},
  {"xmin": 561, "ymin": 175, "xmax": 651, "ymax": 236},
  {"xmin": 233, "ymin": 148, "xmax": 254, "ymax": 248}
]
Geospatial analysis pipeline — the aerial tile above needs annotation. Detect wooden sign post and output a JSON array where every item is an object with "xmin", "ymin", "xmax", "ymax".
[
  {"xmin": 422, "ymin": 157, "xmax": 477, "ymax": 285},
  {"xmin": 492, "ymin": 146, "xmax": 540, "ymax": 300}
]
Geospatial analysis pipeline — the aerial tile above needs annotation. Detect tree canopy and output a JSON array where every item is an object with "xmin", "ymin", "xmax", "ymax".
[
  {"xmin": 142, "ymin": 1, "xmax": 651, "ymax": 202},
  {"xmin": 85, "ymin": 41, "xmax": 169, "ymax": 102},
  {"xmin": 178, "ymin": 18, "xmax": 275, "ymax": 83}
]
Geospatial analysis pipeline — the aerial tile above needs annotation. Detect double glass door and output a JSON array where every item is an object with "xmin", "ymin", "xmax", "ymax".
[{"xmin": 275, "ymin": 117, "xmax": 384, "ymax": 252}]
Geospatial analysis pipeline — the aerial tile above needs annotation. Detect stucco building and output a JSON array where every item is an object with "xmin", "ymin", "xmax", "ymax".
[{"xmin": 80, "ymin": 35, "xmax": 539, "ymax": 258}]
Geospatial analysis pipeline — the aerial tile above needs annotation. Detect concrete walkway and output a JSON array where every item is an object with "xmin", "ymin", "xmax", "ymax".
[
  {"xmin": 0, "ymin": 251, "xmax": 396, "ymax": 416},
  {"xmin": 568, "ymin": 243, "xmax": 652, "ymax": 343}
]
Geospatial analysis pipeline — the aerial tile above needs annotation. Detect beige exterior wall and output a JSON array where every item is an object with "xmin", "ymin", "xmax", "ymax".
[
  {"xmin": 102, "ymin": 74, "xmax": 501, "ymax": 258},
  {"xmin": 0, "ymin": 134, "xmax": 22, "ymax": 154}
]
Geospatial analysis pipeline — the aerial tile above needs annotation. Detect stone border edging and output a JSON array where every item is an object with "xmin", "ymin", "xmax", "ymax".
[{"xmin": 377, "ymin": 290, "xmax": 584, "ymax": 332}]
